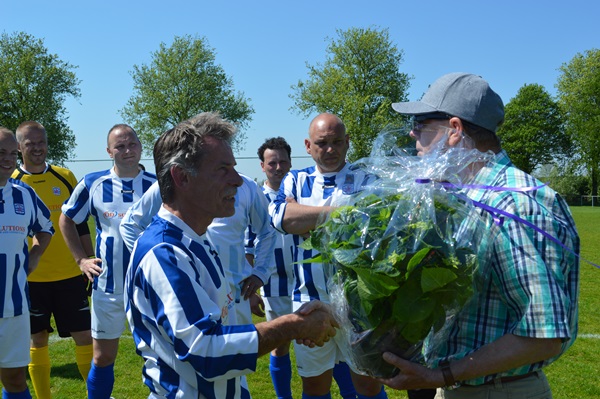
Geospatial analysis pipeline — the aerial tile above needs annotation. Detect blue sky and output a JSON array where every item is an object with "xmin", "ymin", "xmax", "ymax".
[{"xmin": 2, "ymin": 0, "xmax": 598, "ymax": 181}]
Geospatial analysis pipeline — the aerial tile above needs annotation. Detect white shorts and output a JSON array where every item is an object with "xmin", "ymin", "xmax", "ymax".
[
  {"xmin": 0, "ymin": 314, "xmax": 31, "ymax": 368},
  {"xmin": 293, "ymin": 335, "xmax": 346, "ymax": 378},
  {"xmin": 263, "ymin": 296, "xmax": 293, "ymax": 321},
  {"xmin": 292, "ymin": 300, "xmax": 346, "ymax": 378},
  {"xmin": 91, "ymin": 290, "xmax": 126, "ymax": 339}
]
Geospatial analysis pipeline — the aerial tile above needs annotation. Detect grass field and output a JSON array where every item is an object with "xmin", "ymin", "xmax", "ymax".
[{"xmin": 2, "ymin": 207, "xmax": 599, "ymax": 398}]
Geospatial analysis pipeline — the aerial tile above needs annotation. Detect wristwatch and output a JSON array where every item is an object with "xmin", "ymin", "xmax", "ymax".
[{"xmin": 439, "ymin": 359, "xmax": 458, "ymax": 389}]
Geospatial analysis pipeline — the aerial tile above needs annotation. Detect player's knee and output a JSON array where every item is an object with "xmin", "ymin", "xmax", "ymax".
[{"xmin": 0, "ymin": 367, "xmax": 28, "ymax": 392}]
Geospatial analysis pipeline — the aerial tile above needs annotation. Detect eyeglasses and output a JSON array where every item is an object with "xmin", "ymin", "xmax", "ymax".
[
  {"xmin": 411, "ymin": 114, "xmax": 453, "ymax": 136},
  {"xmin": 411, "ymin": 122, "xmax": 454, "ymax": 136}
]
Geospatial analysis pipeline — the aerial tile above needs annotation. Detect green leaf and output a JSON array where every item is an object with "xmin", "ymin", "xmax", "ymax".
[
  {"xmin": 392, "ymin": 279, "xmax": 434, "ymax": 323},
  {"xmin": 354, "ymin": 268, "xmax": 399, "ymax": 301},
  {"xmin": 332, "ymin": 248, "xmax": 363, "ymax": 266},
  {"xmin": 421, "ymin": 267, "xmax": 457, "ymax": 293},
  {"xmin": 371, "ymin": 256, "xmax": 402, "ymax": 278},
  {"xmin": 400, "ymin": 319, "xmax": 432, "ymax": 344},
  {"xmin": 406, "ymin": 247, "xmax": 432, "ymax": 275},
  {"xmin": 431, "ymin": 303, "xmax": 448, "ymax": 332},
  {"xmin": 299, "ymin": 239, "xmax": 313, "ymax": 250},
  {"xmin": 296, "ymin": 253, "xmax": 324, "ymax": 264}
]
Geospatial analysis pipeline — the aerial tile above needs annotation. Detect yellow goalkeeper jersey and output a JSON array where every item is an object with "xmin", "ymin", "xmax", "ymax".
[{"xmin": 11, "ymin": 164, "xmax": 86, "ymax": 282}]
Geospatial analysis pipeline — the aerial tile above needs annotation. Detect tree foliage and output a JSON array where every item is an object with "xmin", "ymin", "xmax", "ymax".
[
  {"xmin": 496, "ymin": 83, "xmax": 569, "ymax": 174},
  {"xmin": 541, "ymin": 163, "xmax": 590, "ymax": 202},
  {"xmin": 556, "ymin": 48, "xmax": 600, "ymax": 196},
  {"xmin": 121, "ymin": 34, "xmax": 254, "ymax": 154},
  {"xmin": 0, "ymin": 31, "xmax": 80, "ymax": 164},
  {"xmin": 290, "ymin": 27, "xmax": 411, "ymax": 161}
]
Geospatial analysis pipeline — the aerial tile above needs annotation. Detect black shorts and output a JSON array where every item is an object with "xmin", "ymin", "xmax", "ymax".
[{"xmin": 29, "ymin": 275, "xmax": 91, "ymax": 338}]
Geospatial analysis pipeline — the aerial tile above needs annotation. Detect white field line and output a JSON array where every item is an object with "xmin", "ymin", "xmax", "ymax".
[
  {"xmin": 579, "ymin": 334, "xmax": 600, "ymax": 339},
  {"xmin": 48, "ymin": 334, "xmax": 135, "ymax": 344}
]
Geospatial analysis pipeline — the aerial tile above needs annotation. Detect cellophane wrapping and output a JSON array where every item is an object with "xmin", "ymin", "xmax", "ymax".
[{"xmin": 301, "ymin": 133, "xmax": 495, "ymax": 378}]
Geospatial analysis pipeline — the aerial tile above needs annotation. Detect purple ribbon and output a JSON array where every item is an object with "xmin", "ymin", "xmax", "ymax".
[
  {"xmin": 415, "ymin": 179, "xmax": 599, "ymax": 269},
  {"xmin": 444, "ymin": 181, "xmax": 549, "ymax": 192},
  {"xmin": 415, "ymin": 178, "xmax": 548, "ymax": 193}
]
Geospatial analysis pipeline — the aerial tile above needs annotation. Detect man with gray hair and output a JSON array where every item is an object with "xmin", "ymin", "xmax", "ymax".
[
  {"xmin": 121, "ymin": 123, "xmax": 276, "ymax": 326},
  {"xmin": 124, "ymin": 112, "xmax": 338, "ymax": 399}
]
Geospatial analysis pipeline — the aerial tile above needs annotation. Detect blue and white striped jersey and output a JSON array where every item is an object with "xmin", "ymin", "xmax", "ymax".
[
  {"xmin": 61, "ymin": 168, "xmax": 156, "ymax": 294},
  {"xmin": 120, "ymin": 175, "xmax": 276, "ymax": 324},
  {"xmin": 0, "ymin": 179, "xmax": 53, "ymax": 317},
  {"xmin": 269, "ymin": 163, "xmax": 373, "ymax": 303},
  {"xmin": 118, "ymin": 181, "xmax": 161, "ymax": 253},
  {"xmin": 252, "ymin": 184, "xmax": 295, "ymax": 298},
  {"xmin": 207, "ymin": 175, "xmax": 276, "ymax": 311},
  {"xmin": 125, "ymin": 207, "xmax": 259, "ymax": 399}
]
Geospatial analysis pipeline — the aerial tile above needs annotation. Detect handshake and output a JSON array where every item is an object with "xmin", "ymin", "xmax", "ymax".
[
  {"xmin": 293, "ymin": 300, "xmax": 339, "ymax": 348},
  {"xmin": 256, "ymin": 300, "xmax": 339, "ymax": 356}
]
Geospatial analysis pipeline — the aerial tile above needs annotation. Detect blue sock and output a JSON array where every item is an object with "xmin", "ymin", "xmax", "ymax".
[
  {"xmin": 87, "ymin": 362, "xmax": 115, "ymax": 399},
  {"xmin": 302, "ymin": 393, "xmax": 331, "ymax": 399},
  {"xmin": 2, "ymin": 388, "xmax": 32, "ymax": 399},
  {"xmin": 270, "ymin": 353, "xmax": 293, "ymax": 399},
  {"xmin": 357, "ymin": 386, "xmax": 388, "ymax": 399},
  {"xmin": 333, "ymin": 362, "xmax": 357, "ymax": 399}
]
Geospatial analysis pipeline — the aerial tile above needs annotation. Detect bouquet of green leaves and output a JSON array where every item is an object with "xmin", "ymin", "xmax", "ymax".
[{"xmin": 301, "ymin": 134, "xmax": 493, "ymax": 378}]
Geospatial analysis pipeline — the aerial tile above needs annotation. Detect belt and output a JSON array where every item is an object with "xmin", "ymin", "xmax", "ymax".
[{"xmin": 464, "ymin": 371, "xmax": 538, "ymax": 387}]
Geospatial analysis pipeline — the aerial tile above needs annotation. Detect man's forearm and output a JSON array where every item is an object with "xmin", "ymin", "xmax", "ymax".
[
  {"xmin": 281, "ymin": 203, "xmax": 332, "ymax": 235},
  {"xmin": 450, "ymin": 334, "xmax": 562, "ymax": 382},
  {"xmin": 255, "ymin": 313, "xmax": 302, "ymax": 356},
  {"xmin": 79, "ymin": 233, "xmax": 94, "ymax": 257},
  {"xmin": 28, "ymin": 232, "xmax": 52, "ymax": 274},
  {"xmin": 59, "ymin": 214, "xmax": 89, "ymax": 263}
]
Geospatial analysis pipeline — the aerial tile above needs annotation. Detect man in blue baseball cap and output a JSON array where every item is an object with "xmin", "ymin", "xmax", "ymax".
[{"xmin": 380, "ymin": 72, "xmax": 580, "ymax": 399}]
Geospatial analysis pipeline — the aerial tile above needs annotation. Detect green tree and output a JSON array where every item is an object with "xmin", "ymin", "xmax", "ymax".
[
  {"xmin": 290, "ymin": 27, "xmax": 411, "ymax": 161},
  {"xmin": 536, "ymin": 163, "xmax": 590, "ymax": 202},
  {"xmin": 497, "ymin": 83, "xmax": 569, "ymax": 174},
  {"xmin": 556, "ymin": 48, "xmax": 600, "ymax": 196},
  {"xmin": 0, "ymin": 31, "xmax": 80, "ymax": 164},
  {"xmin": 121, "ymin": 34, "xmax": 254, "ymax": 154}
]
